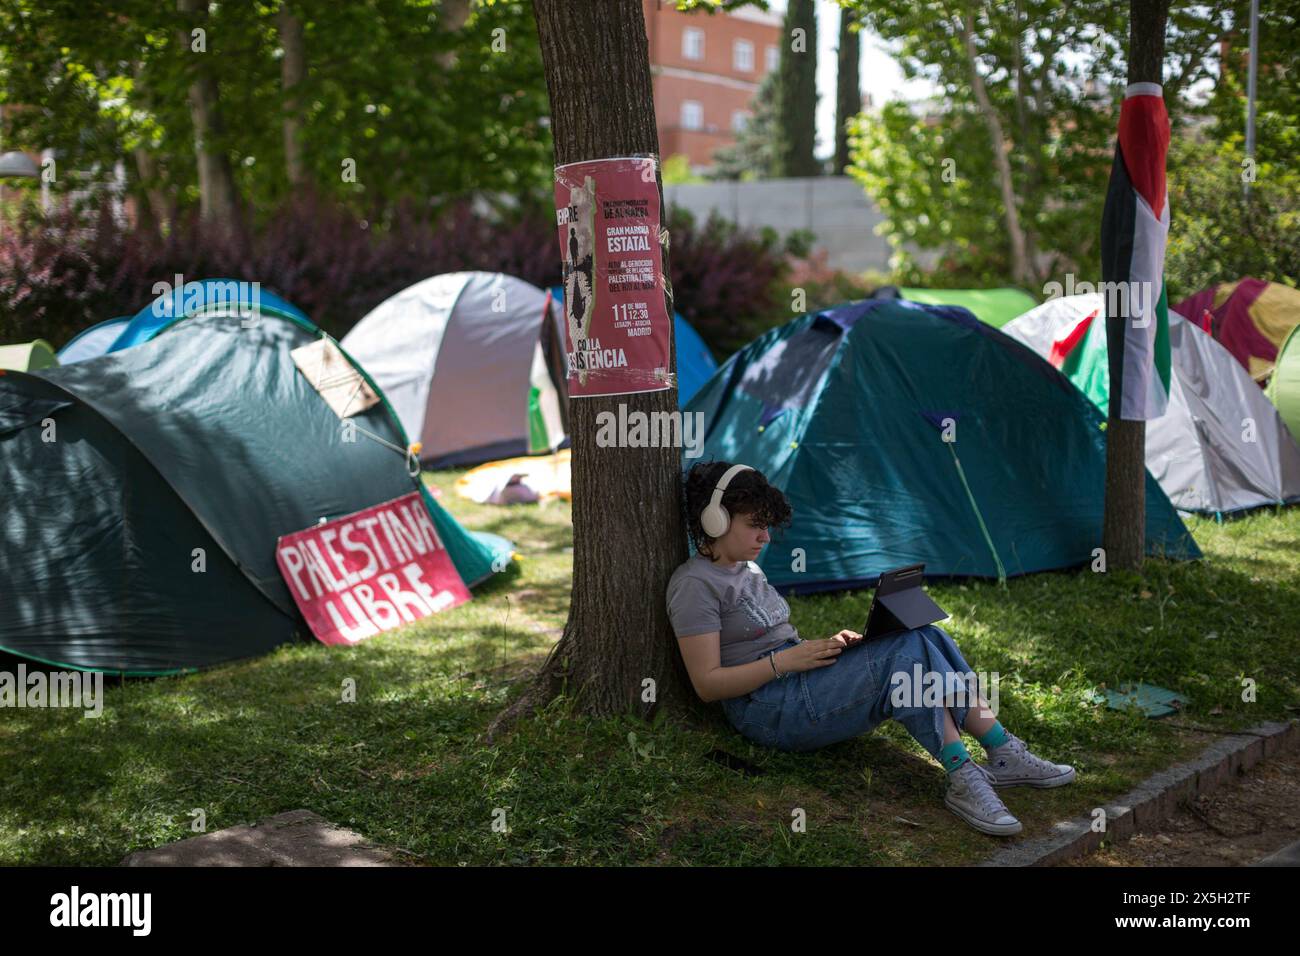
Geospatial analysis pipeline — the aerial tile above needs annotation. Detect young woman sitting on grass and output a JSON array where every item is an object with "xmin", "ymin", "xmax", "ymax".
[{"xmin": 666, "ymin": 460, "xmax": 1077, "ymax": 837}]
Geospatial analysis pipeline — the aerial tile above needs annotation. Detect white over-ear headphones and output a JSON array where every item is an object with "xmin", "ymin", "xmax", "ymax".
[{"xmin": 699, "ymin": 464, "xmax": 754, "ymax": 539}]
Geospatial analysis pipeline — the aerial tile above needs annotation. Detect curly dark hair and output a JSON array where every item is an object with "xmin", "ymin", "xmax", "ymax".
[{"xmin": 683, "ymin": 460, "xmax": 793, "ymax": 558}]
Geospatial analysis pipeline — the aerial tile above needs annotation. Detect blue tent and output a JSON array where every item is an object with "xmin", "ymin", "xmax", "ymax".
[
  {"xmin": 58, "ymin": 317, "xmax": 131, "ymax": 364},
  {"xmin": 670, "ymin": 313, "xmax": 718, "ymax": 406},
  {"xmin": 548, "ymin": 286, "xmax": 717, "ymax": 406},
  {"xmin": 685, "ymin": 299, "xmax": 1200, "ymax": 594},
  {"xmin": 109, "ymin": 279, "xmax": 310, "ymax": 353},
  {"xmin": 56, "ymin": 281, "xmax": 310, "ymax": 364}
]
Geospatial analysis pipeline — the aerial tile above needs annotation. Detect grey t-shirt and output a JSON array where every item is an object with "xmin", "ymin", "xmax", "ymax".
[{"xmin": 666, "ymin": 553, "xmax": 800, "ymax": 667}]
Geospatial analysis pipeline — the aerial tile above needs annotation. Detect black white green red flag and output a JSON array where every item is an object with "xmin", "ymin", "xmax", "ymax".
[{"xmin": 1100, "ymin": 81, "xmax": 1172, "ymax": 421}]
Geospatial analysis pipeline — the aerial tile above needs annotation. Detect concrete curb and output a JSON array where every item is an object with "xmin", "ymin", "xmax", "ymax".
[
  {"xmin": 978, "ymin": 720, "xmax": 1299, "ymax": 867},
  {"xmin": 1252, "ymin": 838, "xmax": 1300, "ymax": 866}
]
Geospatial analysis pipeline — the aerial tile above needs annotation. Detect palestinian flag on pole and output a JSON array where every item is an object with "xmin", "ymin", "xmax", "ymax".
[{"xmin": 1101, "ymin": 81, "xmax": 1172, "ymax": 421}]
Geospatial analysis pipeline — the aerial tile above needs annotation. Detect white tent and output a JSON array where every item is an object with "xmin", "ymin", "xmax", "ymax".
[
  {"xmin": 1005, "ymin": 293, "xmax": 1300, "ymax": 514},
  {"xmin": 341, "ymin": 272, "xmax": 567, "ymax": 469}
]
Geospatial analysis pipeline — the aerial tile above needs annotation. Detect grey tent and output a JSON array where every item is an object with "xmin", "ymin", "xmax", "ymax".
[
  {"xmin": 1005, "ymin": 293, "xmax": 1300, "ymax": 514},
  {"xmin": 341, "ymin": 272, "xmax": 567, "ymax": 468}
]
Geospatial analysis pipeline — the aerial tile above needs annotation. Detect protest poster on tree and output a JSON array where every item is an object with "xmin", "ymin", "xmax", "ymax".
[{"xmin": 554, "ymin": 156, "xmax": 673, "ymax": 398}]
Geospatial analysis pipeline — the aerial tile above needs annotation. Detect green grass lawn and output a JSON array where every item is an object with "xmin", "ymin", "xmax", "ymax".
[{"xmin": 1, "ymin": 470, "xmax": 1297, "ymax": 866}]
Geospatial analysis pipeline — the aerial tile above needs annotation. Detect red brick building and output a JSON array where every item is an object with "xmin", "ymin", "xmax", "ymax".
[{"xmin": 642, "ymin": 0, "xmax": 782, "ymax": 170}]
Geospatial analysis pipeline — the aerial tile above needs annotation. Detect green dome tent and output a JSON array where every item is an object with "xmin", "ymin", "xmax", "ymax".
[
  {"xmin": 0, "ymin": 306, "xmax": 502, "ymax": 674},
  {"xmin": 0, "ymin": 339, "xmax": 58, "ymax": 372},
  {"xmin": 1267, "ymin": 324, "xmax": 1300, "ymax": 446},
  {"xmin": 889, "ymin": 287, "xmax": 1039, "ymax": 328},
  {"xmin": 684, "ymin": 299, "xmax": 1199, "ymax": 593}
]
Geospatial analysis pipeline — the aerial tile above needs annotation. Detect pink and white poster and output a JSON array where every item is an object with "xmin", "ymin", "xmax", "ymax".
[
  {"xmin": 275, "ymin": 492, "xmax": 470, "ymax": 645},
  {"xmin": 554, "ymin": 156, "xmax": 673, "ymax": 397}
]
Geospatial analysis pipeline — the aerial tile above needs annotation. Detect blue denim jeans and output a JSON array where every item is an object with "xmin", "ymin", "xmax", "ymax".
[{"xmin": 719, "ymin": 625, "xmax": 980, "ymax": 759}]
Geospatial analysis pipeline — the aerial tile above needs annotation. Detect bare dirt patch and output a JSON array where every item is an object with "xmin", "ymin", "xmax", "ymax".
[{"xmin": 1062, "ymin": 748, "xmax": 1300, "ymax": 866}]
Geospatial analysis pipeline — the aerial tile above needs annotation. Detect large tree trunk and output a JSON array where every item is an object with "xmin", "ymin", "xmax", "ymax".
[
  {"xmin": 777, "ymin": 0, "xmax": 819, "ymax": 177},
  {"xmin": 131, "ymin": 63, "xmax": 171, "ymax": 234},
  {"xmin": 1011, "ymin": 0, "xmax": 1040, "ymax": 272},
  {"xmin": 956, "ymin": 10, "xmax": 1032, "ymax": 287},
  {"xmin": 131, "ymin": 147, "xmax": 170, "ymax": 237},
  {"xmin": 278, "ymin": 1, "xmax": 307, "ymax": 189},
  {"xmin": 177, "ymin": 0, "xmax": 239, "ymax": 225},
  {"xmin": 490, "ymin": 0, "xmax": 695, "ymax": 733},
  {"xmin": 834, "ymin": 6, "xmax": 861, "ymax": 175},
  {"xmin": 1102, "ymin": 0, "xmax": 1168, "ymax": 571}
]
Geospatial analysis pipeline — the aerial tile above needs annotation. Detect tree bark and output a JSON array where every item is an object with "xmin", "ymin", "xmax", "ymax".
[
  {"xmin": 1102, "ymin": 0, "xmax": 1168, "ymax": 572},
  {"xmin": 132, "ymin": 147, "xmax": 170, "ymax": 237},
  {"xmin": 777, "ymin": 0, "xmax": 819, "ymax": 177},
  {"xmin": 1127, "ymin": 0, "xmax": 1168, "ymax": 87},
  {"xmin": 177, "ymin": 0, "xmax": 239, "ymax": 225},
  {"xmin": 130, "ymin": 62, "xmax": 171, "ymax": 234},
  {"xmin": 1011, "ymin": 0, "xmax": 1040, "ymax": 272},
  {"xmin": 490, "ymin": 0, "xmax": 696, "ymax": 733},
  {"xmin": 278, "ymin": 1, "xmax": 307, "ymax": 189},
  {"xmin": 834, "ymin": 6, "xmax": 860, "ymax": 175},
  {"xmin": 956, "ymin": 9, "xmax": 1032, "ymax": 287}
]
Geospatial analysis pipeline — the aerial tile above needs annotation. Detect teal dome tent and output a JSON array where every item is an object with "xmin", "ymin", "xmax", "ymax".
[
  {"xmin": 685, "ymin": 299, "xmax": 1200, "ymax": 594},
  {"xmin": 0, "ymin": 303, "xmax": 502, "ymax": 674}
]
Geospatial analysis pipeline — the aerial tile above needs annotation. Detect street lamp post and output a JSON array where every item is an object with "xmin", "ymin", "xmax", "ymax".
[{"xmin": 0, "ymin": 104, "xmax": 43, "ymax": 235}]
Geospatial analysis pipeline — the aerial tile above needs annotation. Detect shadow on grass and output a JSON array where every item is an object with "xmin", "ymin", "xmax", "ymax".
[{"xmin": 4, "ymin": 486, "xmax": 1296, "ymax": 866}]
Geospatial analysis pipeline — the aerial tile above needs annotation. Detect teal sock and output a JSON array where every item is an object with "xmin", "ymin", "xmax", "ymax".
[
  {"xmin": 939, "ymin": 740, "xmax": 972, "ymax": 773},
  {"xmin": 977, "ymin": 722, "xmax": 1009, "ymax": 752}
]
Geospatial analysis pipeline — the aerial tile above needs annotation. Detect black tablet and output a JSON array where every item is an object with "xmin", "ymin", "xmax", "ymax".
[{"xmin": 860, "ymin": 563, "xmax": 950, "ymax": 641}]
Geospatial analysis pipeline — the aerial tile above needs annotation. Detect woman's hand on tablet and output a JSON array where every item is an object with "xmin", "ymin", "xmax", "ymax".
[{"xmin": 778, "ymin": 638, "xmax": 846, "ymax": 673}]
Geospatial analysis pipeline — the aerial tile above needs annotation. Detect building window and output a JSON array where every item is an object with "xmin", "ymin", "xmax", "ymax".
[
  {"xmin": 731, "ymin": 110, "xmax": 750, "ymax": 133},
  {"xmin": 682, "ymin": 27, "xmax": 704, "ymax": 61},
  {"xmin": 765, "ymin": 44, "xmax": 779, "ymax": 72},
  {"xmin": 733, "ymin": 39, "xmax": 754, "ymax": 72},
  {"xmin": 681, "ymin": 101, "xmax": 704, "ymax": 131}
]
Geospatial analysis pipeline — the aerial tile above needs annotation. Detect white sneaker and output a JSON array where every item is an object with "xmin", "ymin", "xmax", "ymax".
[
  {"xmin": 944, "ymin": 760, "xmax": 1022, "ymax": 836},
  {"xmin": 984, "ymin": 731, "xmax": 1076, "ymax": 789}
]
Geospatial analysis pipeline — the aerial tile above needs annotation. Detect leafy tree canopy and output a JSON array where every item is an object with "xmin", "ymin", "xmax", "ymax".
[{"xmin": 0, "ymin": 0, "xmax": 553, "ymax": 222}]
